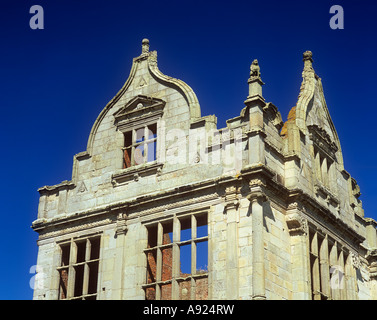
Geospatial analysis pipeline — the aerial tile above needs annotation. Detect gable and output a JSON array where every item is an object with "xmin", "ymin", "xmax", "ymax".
[
  {"xmin": 306, "ymin": 81, "xmax": 335, "ymax": 143},
  {"xmin": 86, "ymin": 39, "xmax": 201, "ymax": 156}
]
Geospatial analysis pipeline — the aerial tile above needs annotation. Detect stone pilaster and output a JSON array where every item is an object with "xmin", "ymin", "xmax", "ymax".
[
  {"xmin": 286, "ymin": 204, "xmax": 311, "ymax": 300},
  {"xmin": 111, "ymin": 212, "xmax": 128, "ymax": 299},
  {"xmin": 247, "ymin": 187, "xmax": 267, "ymax": 300},
  {"xmin": 224, "ymin": 186, "xmax": 240, "ymax": 299},
  {"xmin": 245, "ymin": 59, "xmax": 266, "ymax": 167}
]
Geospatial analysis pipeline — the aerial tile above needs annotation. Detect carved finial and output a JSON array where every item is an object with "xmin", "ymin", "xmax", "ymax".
[
  {"xmin": 247, "ymin": 59, "xmax": 264, "ymax": 100},
  {"xmin": 250, "ymin": 59, "xmax": 261, "ymax": 79},
  {"xmin": 142, "ymin": 38, "xmax": 150, "ymax": 54},
  {"xmin": 303, "ymin": 50, "xmax": 313, "ymax": 62},
  {"xmin": 303, "ymin": 51, "xmax": 314, "ymax": 71}
]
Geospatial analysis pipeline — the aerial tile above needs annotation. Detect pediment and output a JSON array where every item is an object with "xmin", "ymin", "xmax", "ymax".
[{"xmin": 113, "ymin": 95, "xmax": 166, "ymax": 124}]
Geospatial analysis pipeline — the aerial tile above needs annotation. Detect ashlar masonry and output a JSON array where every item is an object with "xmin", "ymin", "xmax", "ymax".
[{"xmin": 32, "ymin": 40, "xmax": 377, "ymax": 300}]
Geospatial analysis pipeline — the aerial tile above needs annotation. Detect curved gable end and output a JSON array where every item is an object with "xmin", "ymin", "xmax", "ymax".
[{"xmin": 87, "ymin": 39, "xmax": 201, "ymax": 156}]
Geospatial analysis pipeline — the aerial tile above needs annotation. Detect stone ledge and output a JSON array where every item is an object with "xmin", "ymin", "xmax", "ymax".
[{"xmin": 111, "ymin": 162, "xmax": 163, "ymax": 186}]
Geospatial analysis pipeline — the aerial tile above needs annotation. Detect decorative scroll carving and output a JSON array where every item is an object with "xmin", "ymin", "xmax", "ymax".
[
  {"xmin": 263, "ymin": 102, "xmax": 284, "ymax": 131},
  {"xmin": 351, "ymin": 251, "xmax": 361, "ymax": 269},
  {"xmin": 308, "ymin": 124, "xmax": 338, "ymax": 157}
]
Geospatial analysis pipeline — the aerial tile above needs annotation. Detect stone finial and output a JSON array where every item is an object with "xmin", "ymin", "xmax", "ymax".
[
  {"xmin": 250, "ymin": 59, "xmax": 261, "ymax": 79},
  {"xmin": 142, "ymin": 38, "xmax": 150, "ymax": 54},
  {"xmin": 303, "ymin": 50, "xmax": 313, "ymax": 62},
  {"xmin": 247, "ymin": 59, "xmax": 264, "ymax": 100},
  {"xmin": 303, "ymin": 50, "xmax": 314, "ymax": 71}
]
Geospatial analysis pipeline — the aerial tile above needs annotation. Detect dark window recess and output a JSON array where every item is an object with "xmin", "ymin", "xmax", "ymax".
[
  {"xmin": 57, "ymin": 236, "xmax": 101, "ymax": 300},
  {"xmin": 144, "ymin": 213, "xmax": 208, "ymax": 300},
  {"xmin": 123, "ymin": 123, "xmax": 157, "ymax": 168}
]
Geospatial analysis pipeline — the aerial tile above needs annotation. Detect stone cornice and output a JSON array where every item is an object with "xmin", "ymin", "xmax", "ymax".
[
  {"xmin": 33, "ymin": 162, "xmax": 365, "ymax": 252},
  {"xmin": 288, "ymin": 188, "xmax": 366, "ymax": 250},
  {"xmin": 33, "ymin": 165, "xmax": 274, "ymax": 237},
  {"xmin": 111, "ymin": 162, "xmax": 163, "ymax": 186},
  {"xmin": 38, "ymin": 180, "xmax": 75, "ymax": 195}
]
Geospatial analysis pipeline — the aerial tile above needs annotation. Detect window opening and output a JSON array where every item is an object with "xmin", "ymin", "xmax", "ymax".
[
  {"xmin": 57, "ymin": 236, "xmax": 101, "ymax": 300},
  {"xmin": 123, "ymin": 124, "xmax": 157, "ymax": 168},
  {"xmin": 144, "ymin": 213, "xmax": 208, "ymax": 300}
]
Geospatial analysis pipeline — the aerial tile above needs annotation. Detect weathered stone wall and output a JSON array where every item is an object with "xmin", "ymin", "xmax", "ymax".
[{"xmin": 32, "ymin": 42, "xmax": 377, "ymax": 300}]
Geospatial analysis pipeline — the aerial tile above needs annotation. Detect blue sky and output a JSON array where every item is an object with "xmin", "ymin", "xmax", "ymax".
[{"xmin": 0, "ymin": 0, "xmax": 376, "ymax": 299}]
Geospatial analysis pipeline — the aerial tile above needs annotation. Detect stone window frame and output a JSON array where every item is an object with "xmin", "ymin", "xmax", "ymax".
[
  {"xmin": 308, "ymin": 226, "xmax": 358, "ymax": 300},
  {"xmin": 122, "ymin": 123, "xmax": 157, "ymax": 168},
  {"xmin": 313, "ymin": 146, "xmax": 335, "ymax": 190},
  {"xmin": 143, "ymin": 212, "xmax": 209, "ymax": 300},
  {"xmin": 112, "ymin": 96, "xmax": 165, "ymax": 186},
  {"xmin": 308, "ymin": 125, "xmax": 338, "ymax": 198},
  {"xmin": 56, "ymin": 234, "xmax": 101, "ymax": 300}
]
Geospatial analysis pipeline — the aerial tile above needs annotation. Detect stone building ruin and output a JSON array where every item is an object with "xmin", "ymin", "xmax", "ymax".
[{"xmin": 32, "ymin": 40, "xmax": 377, "ymax": 300}]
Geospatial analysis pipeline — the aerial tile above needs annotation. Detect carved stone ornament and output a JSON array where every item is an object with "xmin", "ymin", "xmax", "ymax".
[
  {"xmin": 351, "ymin": 251, "xmax": 361, "ymax": 269},
  {"xmin": 142, "ymin": 38, "xmax": 149, "ymax": 54},
  {"xmin": 250, "ymin": 59, "xmax": 261, "ymax": 79},
  {"xmin": 247, "ymin": 190, "xmax": 268, "ymax": 204},
  {"xmin": 148, "ymin": 50, "xmax": 158, "ymax": 69},
  {"xmin": 308, "ymin": 124, "xmax": 338, "ymax": 155},
  {"xmin": 366, "ymin": 249, "xmax": 377, "ymax": 279},
  {"xmin": 115, "ymin": 213, "xmax": 128, "ymax": 236},
  {"xmin": 286, "ymin": 212, "xmax": 308, "ymax": 236},
  {"xmin": 113, "ymin": 94, "xmax": 165, "ymax": 126},
  {"xmin": 303, "ymin": 50, "xmax": 313, "ymax": 63},
  {"xmin": 194, "ymin": 152, "xmax": 201, "ymax": 164},
  {"xmin": 77, "ymin": 181, "xmax": 87, "ymax": 193}
]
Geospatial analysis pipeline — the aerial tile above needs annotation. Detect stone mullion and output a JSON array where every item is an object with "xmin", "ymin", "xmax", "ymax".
[
  {"xmin": 82, "ymin": 239, "xmax": 91, "ymax": 297},
  {"xmin": 319, "ymin": 235, "xmax": 330, "ymax": 299},
  {"xmin": 67, "ymin": 240, "xmax": 76, "ymax": 299},
  {"xmin": 344, "ymin": 254, "xmax": 354, "ymax": 300},
  {"xmin": 144, "ymin": 125, "xmax": 148, "ymax": 164},
  {"xmin": 329, "ymin": 241, "xmax": 339, "ymax": 300},
  {"xmin": 191, "ymin": 215, "xmax": 197, "ymax": 300},
  {"xmin": 156, "ymin": 222, "xmax": 163, "ymax": 300},
  {"xmin": 310, "ymin": 231, "xmax": 321, "ymax": 300},
  {"xmin": 172, "ymin": 216, "xmax": 180, "ymax": 299}
]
